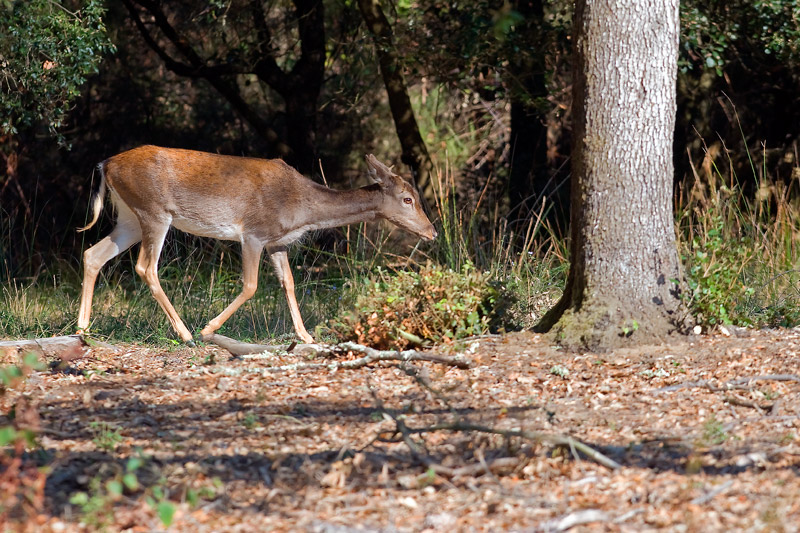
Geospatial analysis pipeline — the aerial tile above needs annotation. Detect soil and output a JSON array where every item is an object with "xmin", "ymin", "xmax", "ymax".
[{"xmin": 2, "ymin": 328, "xmax": 799, "ymax": 532}]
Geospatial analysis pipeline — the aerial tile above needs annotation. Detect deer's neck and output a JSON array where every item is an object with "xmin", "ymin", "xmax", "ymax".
[{"xmin": 302, "ymin": 184, "xmax": 382, "ymax": 231}]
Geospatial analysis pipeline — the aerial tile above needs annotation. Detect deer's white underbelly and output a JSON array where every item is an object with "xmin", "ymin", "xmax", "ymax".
[{"xmin": 172, "ymin": 216, "xmax": 243, "ymax": 241}]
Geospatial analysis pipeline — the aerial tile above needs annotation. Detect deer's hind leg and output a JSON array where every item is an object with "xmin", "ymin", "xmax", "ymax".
[
  {"xmin": 78, "ymin": 206, "xmax": 142, "ymax": 333},
  {"xmin": 269, "ymin": 248, "xmax": 314, "ymax": 344},
  {"xmin": 135, "ymin": 218, "xmax": 194, "ymax": 344}
]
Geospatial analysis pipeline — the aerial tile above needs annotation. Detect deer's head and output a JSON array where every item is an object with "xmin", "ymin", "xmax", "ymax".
[{"xmin": 366, "ymin": 154, "xmax": 437, "ymax": 241}]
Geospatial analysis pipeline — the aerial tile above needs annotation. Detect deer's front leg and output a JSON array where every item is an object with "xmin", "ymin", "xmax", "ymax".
[{"xmin": 269, "ymin": 248, "xmax": 315, "ymax": 344}]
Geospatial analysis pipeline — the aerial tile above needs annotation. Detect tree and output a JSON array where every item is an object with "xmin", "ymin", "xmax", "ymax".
[
  {"xmin": 0, "ymin": 0, "xmax": 112, "ymax": 139},
  {"xmin": 121, "ymin": 0, "xmax": 325, "ymax": 173},
  {"xmin": 356, "ymin": 0, "xmax": 433, "ymax": 197},
  {"xmin": 535, "ymin": 0, "xmax": 687, "ymax": 350},
  {"xmin": 0, "ymin": 0, "xmax": 113, "ymax": 275}
]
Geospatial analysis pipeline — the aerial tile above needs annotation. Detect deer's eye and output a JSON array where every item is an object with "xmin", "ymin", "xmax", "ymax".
[{"xmin": 403, "ymin": 197, "xmax": 413, "ymax": 205}]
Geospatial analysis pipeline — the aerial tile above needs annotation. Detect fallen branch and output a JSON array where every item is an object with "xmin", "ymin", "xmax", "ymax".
[
  {"xmin": 725, "ymin": 374, "xmax": 800, "ymax": 388},
  {"xmin": 0, "ymin": 335, "xmax": 116, "ymax": 360},
  {"xmin": 197, "ymin": 338, "xmax": 472, "ymax": 375},
  {"xmin": 373, "ymin": 409, "xmax": 620, "ymax": 471},
  {"xmin": 723, "ymin": 395, "xmax": 772, "ymax": 412},
  {"xmin": 542, "ymin": 509, "xmax": 611, "ymax": 532},
  {"xmin": 690, "ymin": 479, "xmax": 734, "ymax": 505},
  {"xmin": 202, "ymin": 333, "xmax": 312, "ymax": 356},
  {"xmin": 416, "ymin": 421, "xmax": 622, "ymax": 470},
  {"xmin": 652, "ymin": 374, "xmax": 800, "ymax": 394}
]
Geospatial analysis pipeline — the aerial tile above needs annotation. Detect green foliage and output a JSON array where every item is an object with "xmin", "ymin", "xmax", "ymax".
[
  {"xmin": 0, "ymin": 352, "xmax": 44, "ymax": 449},
  {"xmin": 1, "ymin": 352, "xmax": 44, "ymax": 418},
  {"xmin": 684, "ymin": 214, "xmax": 755, "ymax": 327},
  {"xmin": 0, "ymin": 0, "xmax": 114, "ymax": 138},
  {"xmin": 0, "ymin": 353, "xmax": 46, "ymax": 522},
  {"xmin": 89, "ymin": 421, "xmax": 124, "ymax": 452},
  {"xmin": 329, "ymin": 262, "xmax": 518, "ymax": 349},
  {"xmin": 701, "ymin": 415, "xmax": 729, "ymax": 446},
  {"xmin": 680, "ymin": 0, "xmax": 800, "ymax": 74},
  {"xmin": 679, "ymin": 137, "xmax": 800, "ymax": 329},
  {"xmin": 69, "ymin": 452, "xmax": 176, "ymax": 529}
]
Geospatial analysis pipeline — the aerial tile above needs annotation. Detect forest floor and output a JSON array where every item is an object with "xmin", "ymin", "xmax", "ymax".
[{"xmin": 2, "ymin": 328, "xmax": 800, "ymax": 532}]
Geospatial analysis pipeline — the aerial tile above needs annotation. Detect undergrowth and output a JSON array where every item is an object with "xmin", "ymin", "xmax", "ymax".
[
  {"xmin": 679, "ymin": 139, "xmax": 800, "ymax": 328},
  {"xmin": 328, "ymin": 262, "xmax": 519, "ymax": 349}
]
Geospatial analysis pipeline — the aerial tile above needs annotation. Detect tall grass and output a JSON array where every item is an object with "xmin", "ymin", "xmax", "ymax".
[{"xmin": 678, "ymin": 140, "xmax": 800, "ymax": 327}]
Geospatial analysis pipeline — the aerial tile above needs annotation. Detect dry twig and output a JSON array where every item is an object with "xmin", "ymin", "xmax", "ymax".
[
  {"xmin": 652, "ymin": 374, "xmax": 800, "ymax": 394},
  {"xmin": 205, "ymin": 336, "xmax": 472, "ymax": 374}
]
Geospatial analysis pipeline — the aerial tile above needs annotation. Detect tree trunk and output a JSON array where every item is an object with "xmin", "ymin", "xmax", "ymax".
[
  {"xmin": 506, "ymin": 0, "xmax": 549, "ymax": 221},
  {"xmin": 535, "ymin": 0, "xmax": 688, "ymax": 351},
  {"xmin": 508, "ymin": 99, "xmax": 548, "ymax": 218},
  {"xmin": 357, "ymin": 0, "xmax": 433, "ymax": 198},
  {"xmin": 281, "ymin": 0, "xmax": 326, "ymax": 174}
]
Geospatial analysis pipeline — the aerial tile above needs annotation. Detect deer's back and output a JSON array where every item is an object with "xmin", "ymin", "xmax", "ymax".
[{"xmin": 103, "ymin": 145, "xmax": 313, "ymax": 241}]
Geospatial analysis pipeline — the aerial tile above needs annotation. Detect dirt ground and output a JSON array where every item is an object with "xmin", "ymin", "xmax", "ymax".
[{"xmin": 2, "ymin": 327, "xmax": 799, "ymax": 532}]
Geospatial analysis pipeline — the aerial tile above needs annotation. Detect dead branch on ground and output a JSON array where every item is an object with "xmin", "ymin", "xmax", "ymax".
[
  {"xmin": 652, "ymin": 374, "xmax": 800, "ymax": 394},
  {"xmin": 367, "ymin": 362, "xmax": 621, "ymax": 472},
  {"xmin": 0, "ymin": 335, "xmax": 116, "ymax": 361},
  {"xmin": 205, "ymin": 335, "xmax": 472, "ymax": 370}
]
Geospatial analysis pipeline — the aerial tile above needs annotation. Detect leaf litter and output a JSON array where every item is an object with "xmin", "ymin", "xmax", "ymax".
[{"xmin": 1, "ymin": 328, "xmax": 799, "ymax": 531}]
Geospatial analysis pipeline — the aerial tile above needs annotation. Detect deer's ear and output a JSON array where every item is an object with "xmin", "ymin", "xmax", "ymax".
[{"xmin": 365, "ymin": 154, "xmax": 399, "ymax": 188}]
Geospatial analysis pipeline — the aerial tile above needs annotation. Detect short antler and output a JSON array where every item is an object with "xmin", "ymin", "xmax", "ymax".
[{"xmin": 365, "ymin": 154, "xmax": 397, "ymax": 177}]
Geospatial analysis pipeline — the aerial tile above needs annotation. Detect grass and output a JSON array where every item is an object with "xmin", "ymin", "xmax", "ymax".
[{"xmin": 678, "ymin": 137, "xmax": 800, "ymax": 328}]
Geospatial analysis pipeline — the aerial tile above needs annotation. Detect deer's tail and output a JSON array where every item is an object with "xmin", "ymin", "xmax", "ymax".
[{"xmin": 77, "ymin": 162, "xmax": 107, "ymax": 233}]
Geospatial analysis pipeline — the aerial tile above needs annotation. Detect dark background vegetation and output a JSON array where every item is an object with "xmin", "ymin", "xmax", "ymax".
[{"xmin": 1, "ymin": 0, "xmax": 799, "ymax": 338}]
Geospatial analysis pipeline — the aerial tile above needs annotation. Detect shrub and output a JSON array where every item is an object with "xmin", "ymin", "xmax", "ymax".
[
  {"xmin": 684, "ymin": 213, "xmax": 755, "ymax": 326},
  {"xmin": 329, "ymin": 263, "xmax": 518, "ymax": 349}
]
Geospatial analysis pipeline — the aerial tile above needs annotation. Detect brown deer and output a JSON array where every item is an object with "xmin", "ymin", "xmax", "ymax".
[{"xmin": 77, "ymin": 146, "xmax": 436, "ymax": 345}]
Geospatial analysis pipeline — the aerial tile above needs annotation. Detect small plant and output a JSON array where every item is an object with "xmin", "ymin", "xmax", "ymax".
[
  {"xmin": 329, "ymin": 262, "xmax": 518, "ymax": 349},
  {"xmin": 241, "ymin": 412, "xmax": 259, "ymax": 429},
  {"xmin": 89, "ymin": 421, "xmax": 124, "ymax": 451},
  {"xmin": 549, "ymin": 365, "xmax": 569, "ymax": 378},
  {"xmin": 146, "ymin": 485, "xmax": 177, "ymax": 528},
  {"xmin": 69, "ymin": 453, "xmax": 177, "ymax": 529},
  {"xmin": 700, "ymin": 415, "xmax": 728, "ymax": 446},
  {"xmin": 620, "ymin": 319, "xmax": 639, "ymax": 337},
  {"xmin": 1, "ymin": 352, "xmax": 47, "ymax": 524},
  {"xmin": 684, "ymin": 214, "xmax": 755, "ymax": 327},
  {"xmin": 70, "ymin": 455, "xmax": 142, "ymax": 528},
  {"xmin": 68, "ymin": 476, "xmax": 116, "ymax": 529}
]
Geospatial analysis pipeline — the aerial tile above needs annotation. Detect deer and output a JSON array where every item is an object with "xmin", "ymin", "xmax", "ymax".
[{"xmin": 77, "ymin": 145, "xmax": 436, "ymax": 345}]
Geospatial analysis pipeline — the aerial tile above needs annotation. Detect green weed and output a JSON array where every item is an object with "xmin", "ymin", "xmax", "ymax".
[
  {"xmin": 679, "ymin": 137, "xmax": 800, "ymax": 328},
  {"xmin": 89, "ymin": 421, "xmax": 123, "ymax": 452},
  {"xmin": 700, "ymin": 415, "xmax": 729, "ymax": 446}
]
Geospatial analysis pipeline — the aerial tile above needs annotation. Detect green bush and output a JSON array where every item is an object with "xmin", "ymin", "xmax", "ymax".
[
  {"xmin": 684, "ymin": 214, "xmax": 755, "ymax": 327},
  {"xmin": 329, "ymin": 262, "xmax": 518, "ymax": 349},
  {"xmin": 0, "ymin": 0, "xmax": 114, "ymax": 138}
]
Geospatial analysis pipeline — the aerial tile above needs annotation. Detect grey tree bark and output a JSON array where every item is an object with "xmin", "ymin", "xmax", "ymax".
[{"xmin": 535, "ymin": 0, "xmax": 688, "ymax": 350}]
